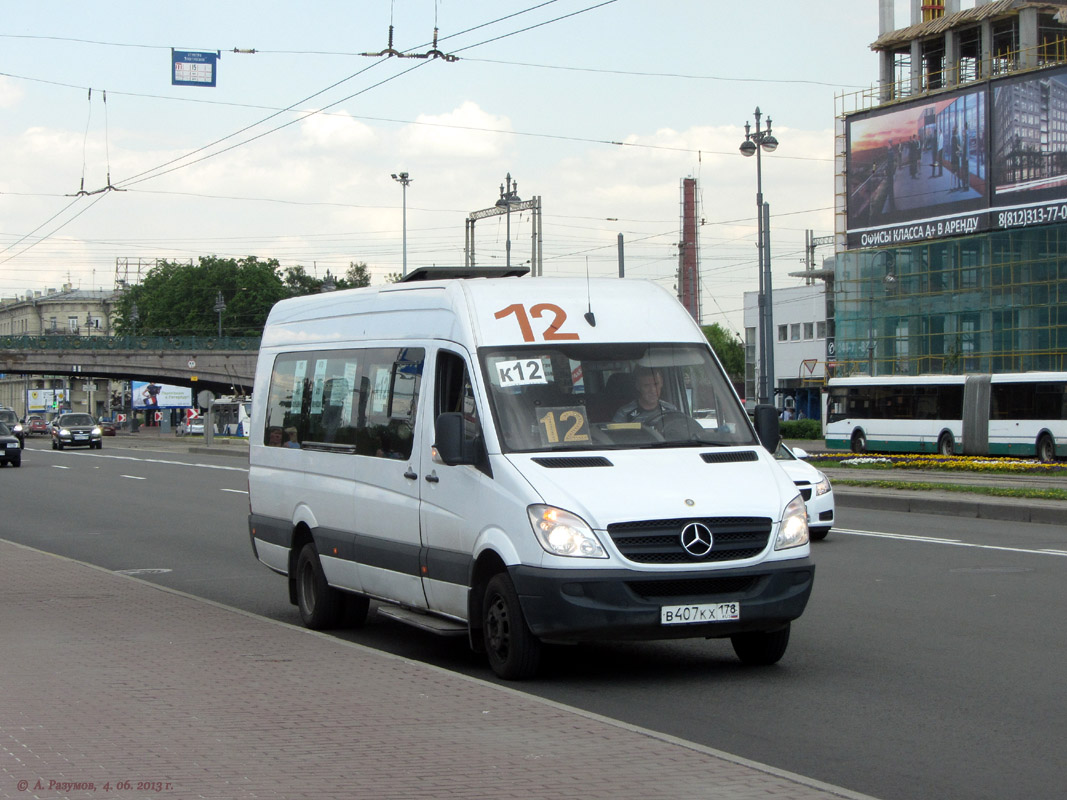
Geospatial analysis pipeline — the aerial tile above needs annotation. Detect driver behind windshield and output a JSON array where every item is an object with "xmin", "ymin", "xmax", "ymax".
[{"xmin": 613, "ymin": 367, "xmax": 677, "ymax": 424}]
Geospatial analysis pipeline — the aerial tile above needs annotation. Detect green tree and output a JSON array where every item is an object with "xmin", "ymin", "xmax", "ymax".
[
  {"xmin": 701, "ymin": 323, "xmax": 745, "ymax": 379},
  {"xmin": 113, "ymin": 256, "xmax": 289, "ymax": 337},
  {"xmin": 281, "ymin": 261, "xmax": 372, "ymax": 295},
  {"xmin": 343, "ymin": 261, "xmax": 371, "ymax": 288},
  {"xmin": 113, "ymin": 257, "xmax": 376, "ymax": 338}
]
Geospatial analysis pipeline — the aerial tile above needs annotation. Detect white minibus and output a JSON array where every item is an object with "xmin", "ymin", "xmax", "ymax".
[{"xmin": 247, "ymin": 268, "xmax": 814, "ymax": 679}]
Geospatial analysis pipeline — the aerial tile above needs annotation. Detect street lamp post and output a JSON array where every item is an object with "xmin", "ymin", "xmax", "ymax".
[
  {"xmin": 740, "ymin": 107, "xmax": 779, "ymax": 407},
  {"xmin": 214, "ymin": 291, "xmax": 226, "ymax": 338},
  {"xmin": 496, "ymin": 173, "xmax": 521, "ymax": 268},
  {"xmin": 391, "ymin": 172, "xmax": 412, "ymax": 277}
]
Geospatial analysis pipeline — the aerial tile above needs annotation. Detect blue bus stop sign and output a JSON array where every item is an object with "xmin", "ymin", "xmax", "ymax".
[{"xmin": 172, "ymin": 50, "xmax": 218, "ymax": 87}]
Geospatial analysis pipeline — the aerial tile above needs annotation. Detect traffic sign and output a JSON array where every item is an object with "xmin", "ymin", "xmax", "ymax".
[
  {"xmin": 154, "ymin": 411, "xmax": 163, "ymax": 422},
  {"xmin": 186, "ymin": 408, "xmax": 201, "ymax": 422},
  {"xmin": 172, "ymin": 50, "xmax": 218, "ymax": 87}
]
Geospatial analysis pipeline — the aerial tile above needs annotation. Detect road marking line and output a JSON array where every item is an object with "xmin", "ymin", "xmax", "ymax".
[
  {"xmin": 35, "ymin": 448, "xmax": 247, "ymax": 473},
  {"xmin": 220, "ymin": 488, "xmax": 248, "ymax": 494},
  {"xmin": 121, "ymin": 474, "xmax": 147, "ymax": 480},
  {"xmin": 52, "ymin": 465, "xmax": 71, "ymax": 470},
  {"xmin": 836, "ymin": 528, "xmax": 1067, "ymax": 558}
]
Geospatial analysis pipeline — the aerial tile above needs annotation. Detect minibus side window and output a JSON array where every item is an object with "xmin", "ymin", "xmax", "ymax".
[
  {"xmin": 262, "ymin": 348, "xmax": 422, "ymax": 457},
  {"xmin": 358, "ymin": 348, "xmax": 424, "ymax": 459}
]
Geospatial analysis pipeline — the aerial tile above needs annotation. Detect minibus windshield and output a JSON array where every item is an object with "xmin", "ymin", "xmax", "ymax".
[{"xmin": 481, "ymin": 343, "xmax": 758, "ymax": 453}]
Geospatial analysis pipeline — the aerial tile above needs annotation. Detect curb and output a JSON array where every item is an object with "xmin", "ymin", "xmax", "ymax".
[{"xmin": 836, "ymin": 487, "xmax": 1065, "ymax": 526}]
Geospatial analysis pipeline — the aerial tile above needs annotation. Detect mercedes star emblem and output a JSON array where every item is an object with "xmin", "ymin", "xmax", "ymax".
[{"xmin": 680, "ymin": 522, "xmax": 714, "ymax": 557}]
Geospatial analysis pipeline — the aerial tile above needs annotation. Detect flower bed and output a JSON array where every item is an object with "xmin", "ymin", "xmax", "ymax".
[{"xmin": 809, "ymin": 452, "xmax": 1067, "ymax": 474}]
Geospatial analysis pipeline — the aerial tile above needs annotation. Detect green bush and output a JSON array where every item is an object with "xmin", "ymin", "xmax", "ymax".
[{"xmin": 780, "ymin": 419, "xmax": 822, "ymax": 440}]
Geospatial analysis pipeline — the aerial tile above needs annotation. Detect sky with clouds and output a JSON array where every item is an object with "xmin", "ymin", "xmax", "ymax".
[{"xmin": 0, "ymin": 1, "xmax": 900, "ymax": 334}]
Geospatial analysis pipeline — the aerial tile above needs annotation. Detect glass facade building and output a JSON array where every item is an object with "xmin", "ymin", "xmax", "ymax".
[{"xmin": 834, "ymin": 223, "xmax": 1067, "ymax": 377}]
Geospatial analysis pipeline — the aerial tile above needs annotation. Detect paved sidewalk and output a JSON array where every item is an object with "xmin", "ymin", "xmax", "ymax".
[{"xmin": 0, "ymin": 540, "xmax": 875, "ymax": 800}]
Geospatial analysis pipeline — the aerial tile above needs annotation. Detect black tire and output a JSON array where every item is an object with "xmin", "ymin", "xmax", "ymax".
[
  {"xmin": 295, "ymin": 542, "xmax": 344, "ymax": 630},
  {"xmin": 483, "ymin": 572, "xmax": 541, "ymax": 680},
  {"xmin": 1037, "ymin": 434, "xmax": 1055, "ymax": 463},
  {"xmin": 850, "ymin": 430, "xmax": 867, "ymax": 454},
  {"xmin": 56, "ymin": 440, "xmax": 63, "ymax": 451},
  {"xmin": 11, "ymin": 456, "xmax": 20, "ymax": 468},
  {"xmin": 938, "ymin": 433, "xmax": 954, "ymax": 457},
  {"xmin": 731, "ymin": 623, "xmax": 791, "ymax": 666},
  {"xmin": 809, "ymin": 527, "xmax": 830, "ymax": 541}
]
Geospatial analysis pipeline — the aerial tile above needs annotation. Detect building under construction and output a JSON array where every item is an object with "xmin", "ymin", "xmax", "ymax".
[{"xmin": 833, "ymin": 0, "xmax": 1067, "ymax": 377}]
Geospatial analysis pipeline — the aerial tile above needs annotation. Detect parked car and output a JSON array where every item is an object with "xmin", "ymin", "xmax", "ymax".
[
  {"xmin": 0, "ymin": 422, "xmax": 21, "ymax": 467},
  {"xmin": 0, "ymin": 407, "xmax": 24, "ymax": 449},
  {"xmin": 176, "ymin": 420, "xmax": 205, "ymax": 436},
  {"xmin": 26, "ymin": 415, "xmax": 49, "ymax": 436},
  {"xmin": 775, "ymin": 442, "xmax": 834, "ymax": 541},
  {"xmin": 98, "ymin": 418, "xmax": 119, "ymax": 436},
  {"xmin": 50, "ymin": 413, "xmax": 103, "ymax": 450}
]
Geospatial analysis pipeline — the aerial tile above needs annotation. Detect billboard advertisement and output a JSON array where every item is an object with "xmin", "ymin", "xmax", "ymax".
[
  {"xmin": 132, "ymin": 381, "xmax": 192, "ymax": 410},
  {"xmin": 990, "ymin": 64, "xmax": 1067, "ymax": 229},
  {"xmin": 846, "ymin": 85, "xmax": 988, "ymax": 248},
  {"xmin": 27, "ymin": 389, "xmax": 69, "ymax": 413}
]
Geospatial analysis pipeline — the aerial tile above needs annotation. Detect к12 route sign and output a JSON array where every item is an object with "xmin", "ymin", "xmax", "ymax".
[{"xmin": 172, "ymin": 50, "xmax": 218, "ymax": 87}]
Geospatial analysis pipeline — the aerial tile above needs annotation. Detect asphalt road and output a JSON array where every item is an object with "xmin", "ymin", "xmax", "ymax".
[{"xmin": 5, "ymin": 438, "xmax": 1067, "ymax": 800}]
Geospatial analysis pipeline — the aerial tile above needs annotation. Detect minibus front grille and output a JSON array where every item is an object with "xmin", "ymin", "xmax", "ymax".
[
  {"xmin": 607, "ymin": 517, "xmax": 772, "ymax": 564},
  {"xmin": 625, "ymin": 575, "xmax": 759, "ymax": 600},
  {"xmin": 532, "ymin": 456, "xmax": 614, "ymax": 468},
  {"xmin": 700, "ymin": 451, "xmax": 759, "ymax": 464}
]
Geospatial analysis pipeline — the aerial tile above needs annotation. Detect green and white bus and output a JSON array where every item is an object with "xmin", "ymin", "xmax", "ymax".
[{"xmin": 825, "ymin": 373, "xmax": 1067, "ymax": 461}]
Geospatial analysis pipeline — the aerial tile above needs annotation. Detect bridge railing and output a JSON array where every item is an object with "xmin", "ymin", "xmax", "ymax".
[{"xmin": 0, "ymin": 334, "xmax": 262, "ymax": 352}]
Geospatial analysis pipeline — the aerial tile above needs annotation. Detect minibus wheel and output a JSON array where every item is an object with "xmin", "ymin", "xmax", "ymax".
[
  {"xmin": 483, "ymin": 573, "xmax": 541, "ymax": 680},
  {"xmin": 296, "ymin": 543, "xmax": 344, "ymax": 630},
  {"xmin": 730, "ymin": 623, "xmax": 790, "ymax": 666}
]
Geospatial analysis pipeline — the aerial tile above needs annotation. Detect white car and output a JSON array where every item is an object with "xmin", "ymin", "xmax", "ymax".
[
  {"xmin": 775, "ymin": 443, "xmax": 834, "ymax": 541},
  {"xmin": 176, "ymin": 420, "xmax": 205, "ymax": 436}
]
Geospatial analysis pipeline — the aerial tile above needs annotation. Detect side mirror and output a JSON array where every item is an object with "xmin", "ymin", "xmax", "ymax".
[
  {"xmin": 434, "ymin": 412, "xmax": 475, "ymax": 466},
  {"xmin": 754, "ymin": 404, "xmax": 780, "ymax": 453},
  {"xmin": 792, "ymin": 447, "xmax": 809, "ymax": 459}
]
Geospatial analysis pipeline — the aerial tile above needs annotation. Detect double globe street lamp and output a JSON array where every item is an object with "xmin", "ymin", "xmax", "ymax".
[{"xmin": 740, "ymin": 107, "xmax": 779, "ymax": 407}]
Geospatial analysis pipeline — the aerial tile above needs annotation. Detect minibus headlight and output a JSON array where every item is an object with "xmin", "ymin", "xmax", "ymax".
[
  {"xmin": 775, "ymin": 494, "xmax": 810, "ymax": 550},
  {"xmin": 814, "ymin": 472, "xmax": 831, "ymax": 496},
  {"xmin": 528, "ymin": 505, "xmax": 607, "ymax": 559}
]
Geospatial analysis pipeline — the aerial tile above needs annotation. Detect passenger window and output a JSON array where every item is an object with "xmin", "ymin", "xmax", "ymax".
[
  {"xmin": 359, "ymin": 348, "xmax": 423, "ymax": 459},
  {"xmin": 261, "ymin": 348, "xmax": 423, "ymax": 458}
]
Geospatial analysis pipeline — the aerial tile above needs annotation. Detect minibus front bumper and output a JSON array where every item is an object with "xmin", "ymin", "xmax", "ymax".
[{"xmin": 508, "ymin": 558, "xmax": 814, "ymax": 641}]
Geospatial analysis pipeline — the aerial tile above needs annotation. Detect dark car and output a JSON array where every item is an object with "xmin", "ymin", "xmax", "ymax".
[
  {"xmin": 26, "ymin": 415, "xmax": 49, "ymax": 436},
  {"xmin": 0, "ymin": 423, "xmax": 21, "ymax": 467},
  {"xmin": 51, "ymin": 413, "xmax": 103, "ymax": 450},
  {"xmin": 0, "ymin": 408, "xmax": 24, "ymax": 449}
]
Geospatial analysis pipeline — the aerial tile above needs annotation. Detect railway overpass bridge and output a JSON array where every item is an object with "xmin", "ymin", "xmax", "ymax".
[{"xmin": 0, "ymin": 334, "xmax": 259, "ymax": 395}]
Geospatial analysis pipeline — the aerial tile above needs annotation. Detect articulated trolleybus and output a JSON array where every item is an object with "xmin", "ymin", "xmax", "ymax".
[{"xmin": 825, "ymin": 373, "xmax": 1067, "ymax": 461}]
